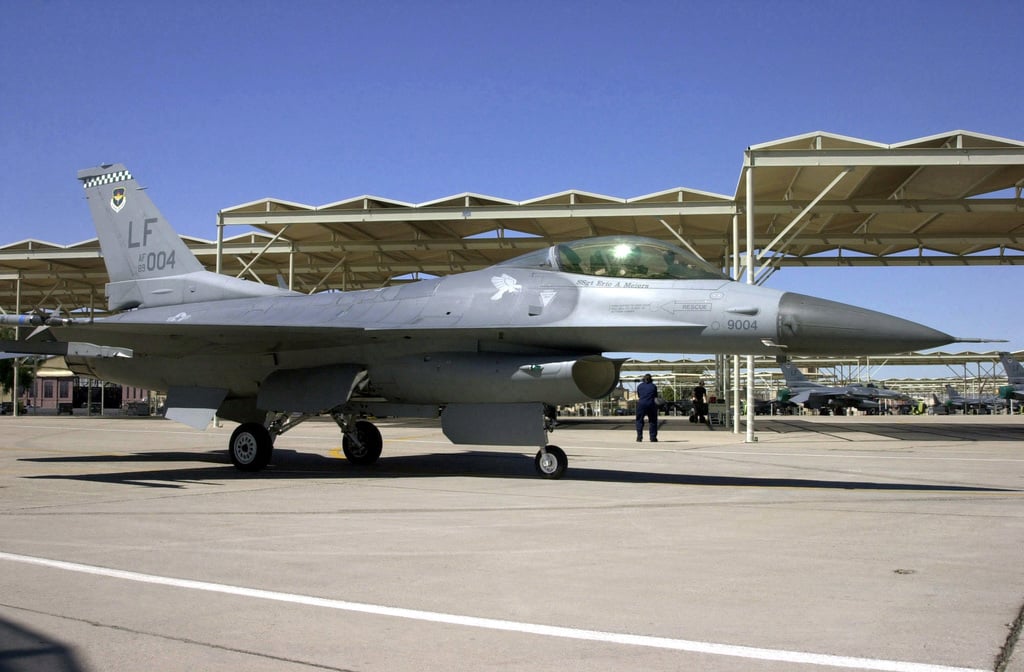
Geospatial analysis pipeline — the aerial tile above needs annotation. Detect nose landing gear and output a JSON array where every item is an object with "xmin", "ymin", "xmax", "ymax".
[{"xmin": 534, "ymin": 445, "xmax": 567, "ymax": 479}]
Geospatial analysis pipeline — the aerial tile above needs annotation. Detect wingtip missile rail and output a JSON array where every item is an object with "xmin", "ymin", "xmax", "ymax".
[{"xmin": 0, "ymin": 314, "xmax": 76, "ymax": 327}]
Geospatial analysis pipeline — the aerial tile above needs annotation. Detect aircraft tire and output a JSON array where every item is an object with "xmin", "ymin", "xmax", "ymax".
[
  {"xmin": 534, "ymin": 445, "xmax": 567, "ymax": 479},
  {"xmin": 342, "ymin": 420, "xmax": 383, "ymax": 465},
  {"xmin": 229, "ymin": 422, "xmax": 273, "ymax": 472}
]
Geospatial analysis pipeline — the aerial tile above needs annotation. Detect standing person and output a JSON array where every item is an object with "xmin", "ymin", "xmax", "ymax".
[
  {"xmin": 693, "ymin": 380, "xmax": 709, "ymax": 426},
  {"xmin": 635, "ymin": 374, "xmax": 659, "ymax": 442}
]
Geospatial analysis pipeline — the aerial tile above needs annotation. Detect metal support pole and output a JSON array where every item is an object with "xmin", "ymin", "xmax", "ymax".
[
  {"xmin": 731, "ymin": 214, "xmax": 741, "ymax": 433},
  {"xmin": 745, "ymin": 167, "xmax": 756, "ymax": 443},
  {"xmin": 716, "ymin": 241, "xmax": 728, "ymax": 427},
  {"xmin": 288, "ymin": 247, "xmax": 295, "ymax": 291},
  {"xmin": 12, "ymin": 277, "xmax": 20, "ymax": 417},
  {"xmin": 216, "ymin": 212, "xmax": 224, "ymax": 275}
]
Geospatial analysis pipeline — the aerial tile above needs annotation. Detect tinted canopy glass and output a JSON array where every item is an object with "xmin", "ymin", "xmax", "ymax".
[{"xmin": 498, "ymin": 236, "xmax": 727, "ymax": 281}]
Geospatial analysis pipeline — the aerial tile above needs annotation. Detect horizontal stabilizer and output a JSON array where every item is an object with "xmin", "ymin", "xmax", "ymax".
[
  {"xmin": 788, "ymin": 391, "xmax": 814, "ymax": 404},
  {"xmin": 0, "ymin": 339, "xmax": 132, "ymax": 358}
]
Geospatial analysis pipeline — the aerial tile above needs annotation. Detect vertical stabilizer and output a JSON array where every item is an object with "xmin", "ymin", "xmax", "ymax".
[
  {"xmin": 999, "ymin": 352, "xmax": 1024, "ymax": 385},
  {"xmin": 78, "ymin": 164, "xmax": 203, "ymax": 283},
  {"xmin": 77, "ymin": 164, "xmax": 295, "ymax": 310},
  {"xmin": 779, "ymin": 362, "xmax": 815, "ymax": 387}
]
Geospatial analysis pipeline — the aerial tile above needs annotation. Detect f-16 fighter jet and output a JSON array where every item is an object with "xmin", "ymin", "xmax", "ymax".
[
  {"xmin": 778, "ymin": 360, "xmax": 906, "ymax": 413},
  {"xmin": 0, "ymin": 165, "xmax": 976, "ymax": 477}
]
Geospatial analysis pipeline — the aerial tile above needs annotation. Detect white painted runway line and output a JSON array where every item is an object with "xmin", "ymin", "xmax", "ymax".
[{"xmin": 0, "ymin": 551, "xmax": 985, "ymax": 672}]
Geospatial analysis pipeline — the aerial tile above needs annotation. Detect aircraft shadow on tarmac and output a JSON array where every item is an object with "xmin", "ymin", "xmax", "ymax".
[
  {"xmin": 21, "ymin": 448, "xmax": 1016, "ymax": 493},
  {"xmin": 0, "ymin": 614, "xmax": 84, "ymax": 672},
  {"xmin": 746, "ymin": 418, "xmax": 1024, "ymax": 441}
]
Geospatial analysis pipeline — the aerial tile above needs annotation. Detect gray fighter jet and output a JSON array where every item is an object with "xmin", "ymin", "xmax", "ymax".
[
  {"xmin": 0, "ymin": 164, "xmax": 973, "ymax": 477},
  {"xmin": 941, "ymin": 384, "xmax": 1005, "ymax": 413},
  {"xmin": 777, "ymin": 360, "xmax": 906, "ymax": 413},
  {"xmin": 998, "ymin": 351, "xmax": 1024, "ymax": 403}
]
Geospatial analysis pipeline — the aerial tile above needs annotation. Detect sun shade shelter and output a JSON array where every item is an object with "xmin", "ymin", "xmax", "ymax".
[
  {"xmin": 209, "ymin": 129, "xmax": 1024, "ymax": 293},
  {"xmin": 1, "ymin": 130, "xmax": 1022, "ymax": 376}
]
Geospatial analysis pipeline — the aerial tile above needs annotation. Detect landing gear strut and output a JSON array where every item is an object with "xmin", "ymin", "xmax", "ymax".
[
  {"xmin": 534, "ymin": 409, "xmax": 567, "ymax": 479},
  {"xmin": 227, "ymin": 412, "xmax": 317, "ymax": 472},
  {"xmin": 334, "ymin": 413, "xmax": 383, "ymax": 466}
]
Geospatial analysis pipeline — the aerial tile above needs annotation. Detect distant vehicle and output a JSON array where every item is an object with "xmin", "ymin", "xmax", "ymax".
[{"xmin": 0, "ymin": 164, "xmax": 977, "ymax": 478}]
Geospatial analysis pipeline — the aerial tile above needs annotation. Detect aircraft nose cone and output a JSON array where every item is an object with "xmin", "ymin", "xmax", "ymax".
[{"xmin": 777, "ymin": 292, "xmax": 954, "ymax": 355}]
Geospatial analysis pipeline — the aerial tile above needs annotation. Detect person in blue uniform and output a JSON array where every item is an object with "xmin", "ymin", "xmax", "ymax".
[{"xmin": 635, "ymin": 373, "xmax": 659, "ymax": 442}]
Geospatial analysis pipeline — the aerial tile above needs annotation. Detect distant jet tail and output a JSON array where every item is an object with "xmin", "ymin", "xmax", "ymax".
[
  {"xmin": 778, "ymin": 361, "xmax": 815, "ymax": 387},
  {"xmin": 78, "ymin": 164, "xmax": 294, "ymax": 310},
  {"xmin": 944, "ymin": 384, "xmax": 963, "ymax": 400},
  {"xmin": 998, "ymin": 352, "xmax": 1024, "ymax": 385}
]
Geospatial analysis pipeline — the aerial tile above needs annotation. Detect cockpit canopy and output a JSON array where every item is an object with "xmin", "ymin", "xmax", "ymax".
[{"xmin": 497, "ymin": 236, "xmax": 728, "ymax": 281}]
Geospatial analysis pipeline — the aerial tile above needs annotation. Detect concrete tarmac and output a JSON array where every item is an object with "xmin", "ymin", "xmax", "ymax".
[{"xmin": 0, "ymin": 414, "xmax": 1022, "ymax": 672}]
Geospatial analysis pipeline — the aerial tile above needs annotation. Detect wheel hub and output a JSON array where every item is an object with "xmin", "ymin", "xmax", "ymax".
[
  {"xmin": 234, "ymin": 434, "xmax": 257, "ymax": 463},
  {"xmin": 538, "ymin": 452, "xmax": 557, "ymax": 474}
]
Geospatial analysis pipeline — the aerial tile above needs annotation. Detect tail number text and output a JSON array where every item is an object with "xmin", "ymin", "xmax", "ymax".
[{"xmin": 137, "ymin": 250, "xmax": 177, "ymax": 273}]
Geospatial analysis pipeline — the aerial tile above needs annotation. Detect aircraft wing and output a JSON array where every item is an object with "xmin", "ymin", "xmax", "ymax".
[
  {"xmin": 845, "ymin": 386, "xmax": 904, "ymax": 400},
  {"xmin": 44, "ymin": 319, "xmax": 709, "ymax": 357},
  {"xmin": 49, "ymin": 321, "xmax": 363, "ymax": 356}
]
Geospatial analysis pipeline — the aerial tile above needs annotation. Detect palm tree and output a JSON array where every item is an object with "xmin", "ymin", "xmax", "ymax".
[{"xmin": 0, "ymin": 327, "xmax": 36, "ymax": 409}]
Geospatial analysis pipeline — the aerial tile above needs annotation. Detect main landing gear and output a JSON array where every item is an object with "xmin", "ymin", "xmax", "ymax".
[
  {"xmin": 226, "ymin": 412, "xmax": 386, "ymax": 472},
  {"xmin": 336, "ymin": 415, "xmax": 383, "ymax": 465},
  {"xmin": 226, "ymin": 409, "xmax": 568, "ymax": 479},
  {"xmin": 229, "ymin": 422, "xmax": 274, "ymax": 471},
  {"xmin": 227, "ymin": 412, "xmax": 312, "ymax": 472}
]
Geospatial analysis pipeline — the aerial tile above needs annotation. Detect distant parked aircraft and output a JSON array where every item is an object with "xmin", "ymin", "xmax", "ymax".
[
  {"xmin": 941, "ymin": 385, "xmax": 1005, "ymax": 413},
  {"xmin": 778, "ymin": 361, "xmax": 906, "ymax": 413},
  {"xmin": 998, "ymin": 351, "xmax": 1024, "ymax": 402}
]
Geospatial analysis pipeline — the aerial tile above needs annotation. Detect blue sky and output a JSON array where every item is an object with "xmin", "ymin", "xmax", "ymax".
[{"xmin": 1, "ymin": 0, "xmax": 1021, "ymax": 373}]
